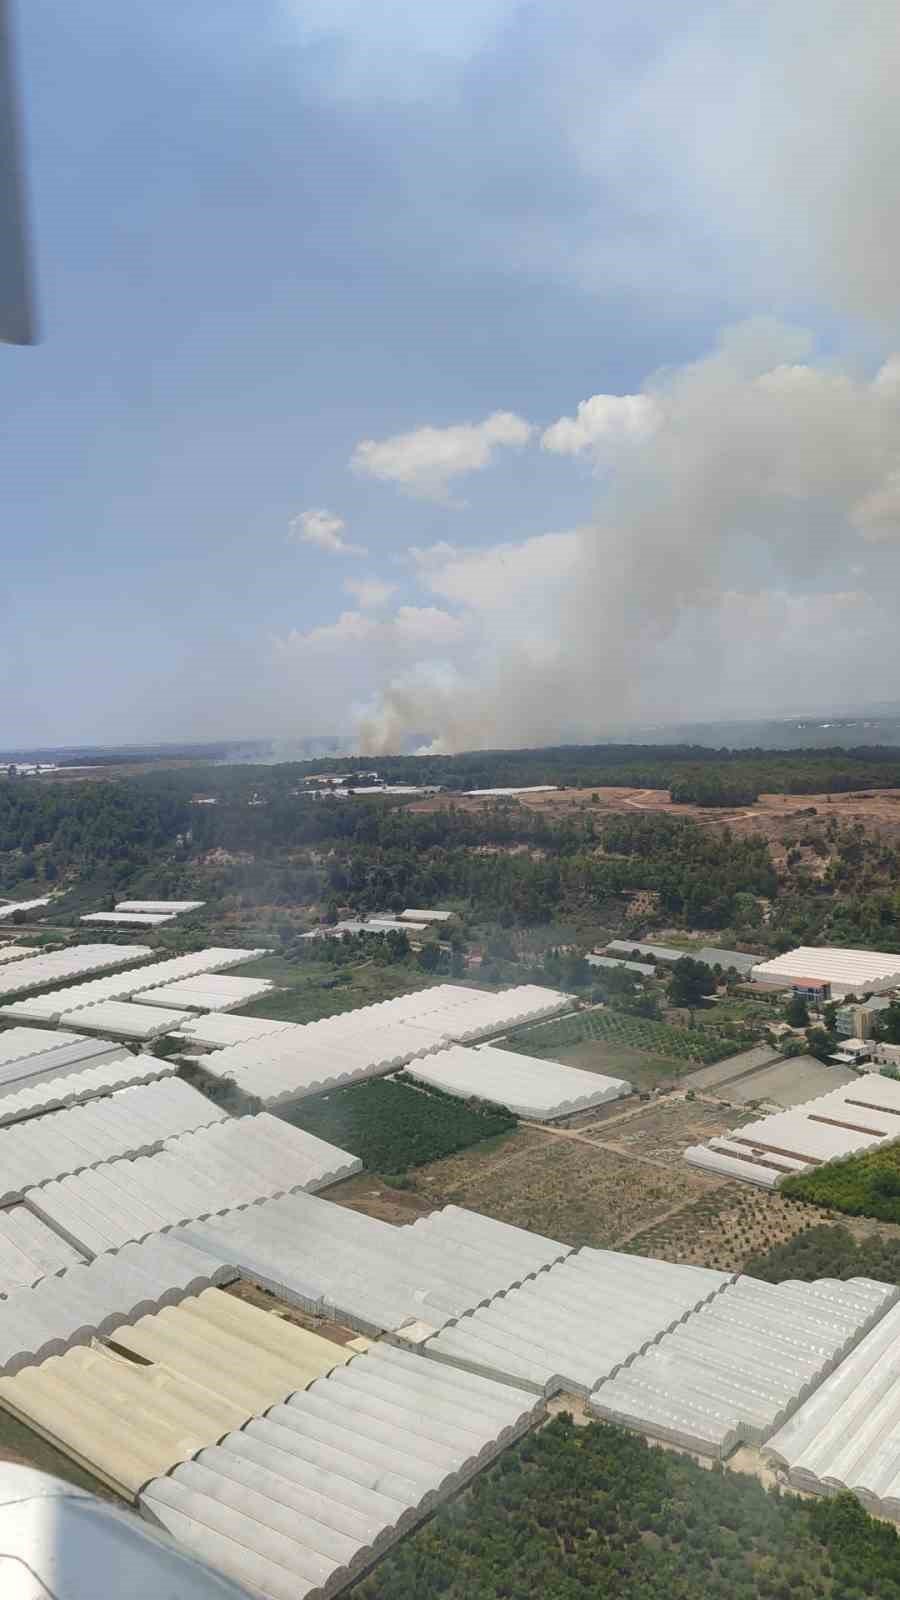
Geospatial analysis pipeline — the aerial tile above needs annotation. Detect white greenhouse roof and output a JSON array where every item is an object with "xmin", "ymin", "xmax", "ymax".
[
  {"xmin": 133, "ymin": 974, "xmax": 274, "ymax": 1013},
  {"xmin": 587, "ymin": 954, "xmax": 656, "ymax": 975},
  {"xmin": 0, "ymin": 1051, "xmax": 171, "ymax": 1127},
  {"xmin": 0, "ymin": 1026, "xmax": 90, "ymax": 1070},
  {"xmin": 0, "ymin": 1235, "xmax": 237, "ymax": 1374},
  {"xmin": 0, "ymin": 945, "xmax": 34, "ymax": 964},
  {"xmin": 0, "ymin": 1289, "xmax": 352, "ymax": 1499},
  {"xmin": 0, "ymin": 944, "xmax": 154, "ymax": 1000},
  {"xmin": 57, "ymin": 1000, "xmax": 190, "ymax": 1038},
  {"xmin": 765, "ymin": 1301, "xmax": 900, "ymax": 1518},
  {"xmin": 140, "ymin": 1341, "xmax": 542, "ymax": 1600},
  {"xmin": 589, "ymin": 1274, "xmax": 897, "ymax": 1458},
  {"xmin": 751, "ymin": 945, "xmax": 900, "ymax": 989},
  {"xmin": 0, "ymin": 896, "xmax": 53, "ymax": 920},
  {"xmin": 175, "ymin": 1195, "xmax": 570, "ymax": 1337},
  {"xmin": 0, "ymin": 1205, "xmax": 85, "ymax": 1297},
  {"xmin": 176, "ymin": 1014, "xmax": 295, "ymax": 1050},
  {"xmin": 407, "ymin": 1042, "xmax": 631, "ymax": 1120},
  {"xmin": 686, "ymin": 1072, "xmax": 900, "ymax": 1184},
  {"xmin": 424, "ymin": 1248, "xmax": 731, "ymax": 1395},
  {"xmin": 400, "ymin": 908, "xmax": 454, "ymax": 922},
  {"xmin": 81, "ymin": 911, "xmax": 177, "ymax": 926},
  {"xmin": 0, "ymin": 946, "xmax": 268, "ymax": 1022},
  {"xmin": 26, "ymin": 1113, "xmax": 362, "ymax": 1255},
  {"xmin": 199, "ymin": 983, "xmax": 572, "ymax": 1108},
  {"xmin": 117, "ymin": 900, "xmax": 206, "ymax": 914},
  {"xmin": 0, "ymin": 1078, "xmax": 228, "ymax": 1204}
]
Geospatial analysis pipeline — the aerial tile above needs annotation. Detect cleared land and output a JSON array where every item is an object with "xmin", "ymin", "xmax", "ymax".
[
  {"xmin": 589, "ymin": 1098, "xmax": 756, "ymax": 1167},
  {"xmin": 398, "ymin": 1125, "xmax": 724, "ymax": 1248},
  {"xmin": 410, "ymin": 782, "xmax": 900, "ymax": 846}
]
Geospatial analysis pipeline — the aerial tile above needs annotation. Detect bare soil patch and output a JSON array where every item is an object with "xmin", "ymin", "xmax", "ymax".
[{"xmin": 401, "ymin": 1127, "xmax": 724, "ymax": 1248}]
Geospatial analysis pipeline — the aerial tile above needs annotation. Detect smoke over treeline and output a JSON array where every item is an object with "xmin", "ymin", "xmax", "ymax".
[{"xmin": 352, "ymin": 3, "xmax": 900, "ymax": 755}]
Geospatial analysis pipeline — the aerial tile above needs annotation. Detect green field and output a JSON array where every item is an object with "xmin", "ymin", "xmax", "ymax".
[
  {"xmin": 229, "ymin": 955, "xmax": 441, "ymax": 1025},
  {"xmin": 782, "ymin": 1144, "xmax": 900, "ymax": 1222},
  {"xmin": 351, "ymin": 1413, "xmax": 900, "ymax": 1600},
  {"xmin": 504, "ymin": 1007, "xmax": 749, "ymax": 1068},
  {"xmin": 282, "ymin": 1076, "xmax": 516, "ymax": 1176}
]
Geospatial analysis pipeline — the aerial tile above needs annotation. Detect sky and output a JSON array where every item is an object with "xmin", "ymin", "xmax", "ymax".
[{"xmin": 3, "ymin": 1, "xmax": 900, "ymax": 751}]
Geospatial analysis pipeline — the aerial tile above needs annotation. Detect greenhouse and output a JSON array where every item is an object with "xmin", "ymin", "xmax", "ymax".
[
  {"xmin": 0, "ymin": 1078, "xmax": 228, "ymax": 1204},
  {"xmin": 139, "ymin": 1341, "xmax": 542, "ymax": 1600},
  {"xmin": 0, "ymin": 1288, "xmax": 351, "ymax": 1499},
  {"xmin": 764, "ymin": 1301, "xmax": 900, "ymax": 1517},
  {"xmin": 0, "ymin": 1234, "xmax": 236, "ymax": 1372},
  {"xmin": 406, "ymin": 1042, "xmax": 630, "ymax": 1120},
  {"xmin": 588, "ymin": 1274, "xmax": 897, "ymax": 1458},
  {"xmin": 175, "ymin": 1196, "xmax": 570, "ymax": 1336},
  {"xmin": 0, "ymin": 1052, "xmax": 173, "ymax": 1127},
  {"xmin": 424, "ymin": 1248, "xmax": 730, "ymax": 1395},
  {"xmin": 25, "ymin": 1114, "xmax": 362, "ymax": 1254}
]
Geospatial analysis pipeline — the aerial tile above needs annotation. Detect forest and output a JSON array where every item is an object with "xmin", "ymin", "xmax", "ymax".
[
  {"xmin": 746, "ymin": 1222, "xmax": 900, "ymax": 1286},
  {"xmin": 6, "ymin": 742, "xmax": 900, "ymax": 953},
  {"xmin": 282, "ymin": 1076, "xmax": 516, "ymax": 1177},
  {"xmin": 351, "ymin": 1412, "xmax": 900, "ymax": 1600}
]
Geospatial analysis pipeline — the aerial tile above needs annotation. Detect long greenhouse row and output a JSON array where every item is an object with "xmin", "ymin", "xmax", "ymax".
[
  {"xmin": 196, "ymin": 983, "xmax": 573, "ymax": 1108},
  {"xmin": 0, "ymin": 946, "xmax": 267, "ymax": 1021},
  {"xmin": 406, "ymin": 1041, "xmax": 630, "ymax": 1120},
  {"xmin": 685, "ymin": 1070, "xmax": 900, "ymax": 1186}
]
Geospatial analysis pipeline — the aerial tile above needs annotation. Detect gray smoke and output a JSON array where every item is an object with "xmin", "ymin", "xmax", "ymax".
[{"xmin": 359, "ymin": 3, "xmax": 900, "ymax": 755}]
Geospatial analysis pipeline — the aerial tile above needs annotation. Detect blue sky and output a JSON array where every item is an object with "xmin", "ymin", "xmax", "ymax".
[{"xmin": 3, "ymin": 1, "xmax": 900, "ymax": 750}]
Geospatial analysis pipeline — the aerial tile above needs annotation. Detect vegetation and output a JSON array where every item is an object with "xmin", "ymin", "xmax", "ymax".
[
  {"xmin": 352, "ymin": 1413, "xmax": 900, "ymax": 1600},
  {"xmin": 506, "ymin": 1006, "xmax": 754, "ymax": 1065},
  {"xmin": 282, "ymin": 1076, "xmax": 516, "ymax": 1175},
  {"xmin": 670, "ymin": 770, "xmax": 759, "ymax": 806},
  {"xmin": 782, "ymin": 1144, "xmax": 900, "ymax": 1222},
  {"xmin": 232, "ymin": 954, "xmax": 442, "ymax": 1026},
  {"xmin": 746, "ymin": 1221, "xmax": 900, "ymax": 1285},
  {"xmin": 669, "ymin": 954, "xmax": 716, "ymax": 1012}
]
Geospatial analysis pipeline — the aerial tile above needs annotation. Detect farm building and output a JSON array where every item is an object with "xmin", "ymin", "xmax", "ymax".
[
  {"xmin": 685, "ymin": 1071, "xmax": 900, "ymax": 1186},
  {"xmin": 751, "ymin": 945, "xmax": 900, "ymax": 999},
  {"xmin": 606, "ymin": 940, "xmax": 757, "ymax": 973}
]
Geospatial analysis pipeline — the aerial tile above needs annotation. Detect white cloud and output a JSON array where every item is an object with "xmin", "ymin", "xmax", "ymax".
[
  {"xmin": 275, "ymin": 604, "xmax": 467, "ymax": 661},
  {"xmin": 343, "ymin": 575, "xmax": 397, "ymax": 609},
  {"xmin": 288, "ymin": 509, "xmax": 367, "ymax": 556},
  {"xmin": 541, "ymin": 393, "xmax": 658, "ymax": 457},
  {"xmin": 351, "ymin": 411, "xmax": 533, "ymax": 501}
]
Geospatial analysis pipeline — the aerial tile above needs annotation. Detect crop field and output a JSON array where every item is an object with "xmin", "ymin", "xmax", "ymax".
[
  {"xmin": 506, "ymin": 1007, "xmax": 749, "ymax": 1068},
  {"xmin": 229, "ymin": 954, "xmax": 440, "ymax": 1025},
  {"xmin": 625, "ymin": 1184, "xmax": 829, "ymax": 1272},
  {"xmin": 281, "ymin": 1077, "xmax": 516, "ymax": 1177},
  {"xmin": 782, "ymin": 1143, "xmax": 900, "ymax": 1221},
  {"xmin": 407, "ymin": 1126, "xmax": 723, "ymax": 1247}
]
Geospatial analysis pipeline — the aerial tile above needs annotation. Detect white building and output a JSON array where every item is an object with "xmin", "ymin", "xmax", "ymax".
[{"xmin": 751, "ymin": 945, "xmax": 900, "ymax": 1000}]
